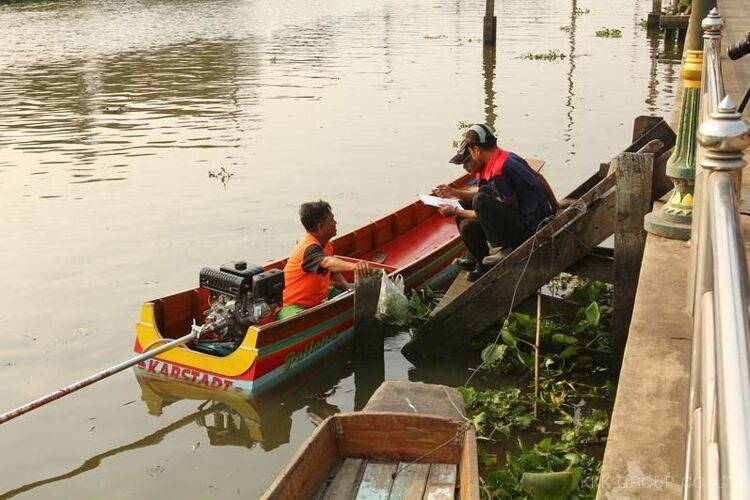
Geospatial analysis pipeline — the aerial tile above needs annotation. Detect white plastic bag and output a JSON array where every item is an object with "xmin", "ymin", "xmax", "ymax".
[{"xmin": 375, "ymin": 270, "xmax": 410, "ymax": 325}]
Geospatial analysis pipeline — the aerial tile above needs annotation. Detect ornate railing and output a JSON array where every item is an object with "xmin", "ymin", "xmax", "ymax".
[{"xmin": 684, "ymin": 8, "xmax": 750, "ymax": 499}]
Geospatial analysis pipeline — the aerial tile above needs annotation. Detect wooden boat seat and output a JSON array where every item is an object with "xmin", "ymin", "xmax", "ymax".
[{"xmin": 322, "ymin": 457, "xmax": 457, "ymax": 499}]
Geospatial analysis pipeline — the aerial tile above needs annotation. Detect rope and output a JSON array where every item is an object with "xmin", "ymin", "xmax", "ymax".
[{"xmin": 463, "ymin": 215, "xmax": 552, "ymax": 387}]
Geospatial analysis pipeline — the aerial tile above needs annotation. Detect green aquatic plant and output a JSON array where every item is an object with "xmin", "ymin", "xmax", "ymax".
[
  {"xmin": 521, "ymin": 50, "xmax": 566, "ymax": 62},
  {"xmin": 595, "ymin": 28, "xmax": 622, "ymax": 38},
  {"xmin": 464, "ymin": 278, "xmax": 615, "ymax": 498},
  {"xmin": 559, "ymin": 25, "xmax": 572, "ymax": 33},
  {"xmin": 574, "ymin": 7, "xmax": 590, "ymax": 15}
]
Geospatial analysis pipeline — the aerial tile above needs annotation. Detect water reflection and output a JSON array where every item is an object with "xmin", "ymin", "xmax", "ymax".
[
  {"xmin": 0, "ymin": 37, "xmax": 259, "ymax": 174},
  {"xmin": 563, "ymin": 0, "xmax": 579, "ymax": 160},
  {"xmin": 482, "ymin": 47, "xmax": 497, "ymax": 129}
]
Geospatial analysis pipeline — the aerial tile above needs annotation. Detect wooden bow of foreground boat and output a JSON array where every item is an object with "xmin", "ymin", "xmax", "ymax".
[
  {"xmin": 133, "ymin": 175, "xmax": 470, "ymax": 396},
  {"xmin": 262, "ymin": 412, "xmax": 477, "ymax": 500}
]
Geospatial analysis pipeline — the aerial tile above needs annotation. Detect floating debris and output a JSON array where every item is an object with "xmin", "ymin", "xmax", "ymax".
[
  {"xmin": 595, "ymin": 28, "xmax": 623, "ymax": 38},
  {"xmin": 147, "ymin": 465, "xmax": 164, "ymax": 476},
  {"xmin": 192, "ymin": 441, "xmax": 200, "ymax": 453}
]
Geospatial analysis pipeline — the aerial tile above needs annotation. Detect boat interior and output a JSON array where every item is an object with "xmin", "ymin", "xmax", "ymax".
[{"xmin": 262, "ymin": 412, "xmax": 477, "ymax": 500}]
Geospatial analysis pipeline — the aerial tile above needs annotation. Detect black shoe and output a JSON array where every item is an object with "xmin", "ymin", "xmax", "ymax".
[
  {"xmin": 466, "ymin": 265, "xmax": 488, "ymax": 282},
  {"xmin": 453, "ymin": 256, "xmax": 476, "ymax": 271}
]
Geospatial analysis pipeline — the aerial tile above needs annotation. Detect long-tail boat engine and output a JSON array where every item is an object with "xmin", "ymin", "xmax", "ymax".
[{"xmin": 197, "ymin": 261, "xmax": 284, "ymax": 340}]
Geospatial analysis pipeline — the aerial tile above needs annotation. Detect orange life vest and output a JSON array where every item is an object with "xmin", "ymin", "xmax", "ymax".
[{"xmin": 282, "ymin": 233, "xmax": 334, "ymax": 308}]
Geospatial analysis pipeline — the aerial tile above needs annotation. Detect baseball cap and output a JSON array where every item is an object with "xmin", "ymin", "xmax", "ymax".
[{"xmin": 449, "ymin": 124, "xmax": 497, "ymax": 164}]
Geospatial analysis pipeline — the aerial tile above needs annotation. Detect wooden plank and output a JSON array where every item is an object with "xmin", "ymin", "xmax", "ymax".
[
  {"xmin": 659, "ymin": 14, "xmax": 689, "ymax": 29},
  {"xmin": 423, "ymin": 464, "xmax": 457, "ymax": 500},
  {"xmin": 389, "ymin": 462, "xmax": 430, "ymax": 499},
  {"xmin": 262, "ymin": 418, "xmax": 339, "ymax": 499},
  {"xmin": 355, "ymin": 461, "xmax": 398, "ymax": 500},
  {"xmin": 612, "ymin": 152, "xmax": 653, "ymax": 374},
  {"xmin": 458, "ymin": 427, "xmax": 479, "ymax": 500},
  {"xmin": 363, "ymin": 381, "xmax": 467, "ymax": 422},
  {"xmin": 323, "ymin": 458, "xmax": 365, "ymax": 500},
  {"xmin": 336, "ymin": 413, "xmax": 463, "ymax": 464}
]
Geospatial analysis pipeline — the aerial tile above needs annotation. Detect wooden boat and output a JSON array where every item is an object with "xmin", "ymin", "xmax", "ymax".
[
  {"xmin": 262, "ymin": 412, "xmax": 477, "ymax": 499},
  {"xmin": 133, "ymin": 174, "xmax": 470, "ymax": 396}
]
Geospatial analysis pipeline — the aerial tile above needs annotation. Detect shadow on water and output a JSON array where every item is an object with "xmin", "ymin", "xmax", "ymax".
[{"xmin": 0, "ymin": 37, "xmax": 259, "ymax": 172}]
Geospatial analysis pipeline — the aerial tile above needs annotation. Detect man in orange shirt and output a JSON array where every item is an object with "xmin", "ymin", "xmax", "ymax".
[{"xmin": 278, "ymin": 200, "xmax": 369, "ymax": 319}]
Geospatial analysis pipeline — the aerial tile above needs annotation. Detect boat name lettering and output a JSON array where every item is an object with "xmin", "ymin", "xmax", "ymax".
[
  {"xmin": 283, "ymin": 332, "xmax": 339, "ymax": 371},
  {"xmin": 137, "ymin": 360, "xmax": 234, "ymax": 390}
]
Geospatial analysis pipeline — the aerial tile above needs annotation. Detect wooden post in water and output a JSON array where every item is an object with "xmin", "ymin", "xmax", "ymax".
[
  {"xmin": 483, "ymin": 0, "xmax": 496, "ymax": 46},
  {"xmin": 353, "ymin": 269, "xmax": 385, "ymax": 354},
  {"xmin": 612, "ymin": 152, "xmax": 654, "ymax": 373},
  {"xmin": 648, "ymin": 0, "xmax": 662, "ymax": 28}
]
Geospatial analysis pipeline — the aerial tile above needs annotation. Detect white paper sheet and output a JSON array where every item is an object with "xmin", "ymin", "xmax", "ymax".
[{"xmin": 418, "ymin": 194, "xmax": 462, "ymax": 209}]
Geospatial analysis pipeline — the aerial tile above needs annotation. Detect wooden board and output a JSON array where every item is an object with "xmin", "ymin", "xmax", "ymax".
[
  {"xmin": 458, "ymin": 427, "xmax": 479, "ymax": 500},
  {"xmin": 354, "ymin": 461, "xmax": 397, "ymax": 500},
  {"xmin": 612, "ymin": 151, "xmax": 653, "ymax": 373},
  {"xmin": 423, "ymin": 464, "xmax": 457, "ymax": 500},
  {"xmin": 389, "ymin": 462, "xmax": 431, "ymax": 499},
  {"xmin": 336, "ymin": 413, "xmax": 463, "ymax": 464},
  {"xmin": 323, "ymin": 458, "xmax": 365, "ymax": 500},
  {"xmin": 363, "ymin": 381, "xmax": 467, "ymax": 422}
]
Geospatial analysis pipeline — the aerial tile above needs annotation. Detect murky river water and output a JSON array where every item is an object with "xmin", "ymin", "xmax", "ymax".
[{"xmin": 0, "ymin": 0, "xmax": 679, "ymax": 497}]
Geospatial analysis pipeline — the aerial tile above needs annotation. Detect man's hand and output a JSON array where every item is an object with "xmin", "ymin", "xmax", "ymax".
[
  {"xmin": 438, "ymin": 204, "xmax": 457, "ymax": 217},
  {"xmin": 431, "ymin": 184, "xmax": 456, "ymax": 198},
  {"xmin": 352, "ymin": 260, "xmax": 370, "ymax": 276}
]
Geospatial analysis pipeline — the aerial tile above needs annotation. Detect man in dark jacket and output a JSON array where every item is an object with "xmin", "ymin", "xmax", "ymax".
[{"xmin": 438, "ymin": 124, "xmax": 554, "ymax": 281}]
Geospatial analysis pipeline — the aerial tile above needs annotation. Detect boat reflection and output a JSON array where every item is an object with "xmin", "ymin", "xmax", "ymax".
[
  {"xmin": 137, "ymin": 373, "xmax": 342, "ymax": 451},
  {"xmin": 135, "ymin": 343, "xmax": 363, "ymax": 451}
]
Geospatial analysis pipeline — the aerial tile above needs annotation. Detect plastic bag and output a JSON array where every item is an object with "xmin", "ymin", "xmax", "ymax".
[{"xmin": 375, "ymin": 270, "xmax": 410, "ymax": 325}]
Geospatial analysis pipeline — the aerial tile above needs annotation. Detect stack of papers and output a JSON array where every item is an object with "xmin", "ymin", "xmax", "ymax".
[{"xmin": 418, "ymin": 194, "xmax": 462, "ymax": 210}]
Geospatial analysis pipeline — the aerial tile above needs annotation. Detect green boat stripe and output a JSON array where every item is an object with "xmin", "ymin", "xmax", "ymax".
[{"xmin": 258, "ymin": 310, "xmax": 352, "ymax": 355}]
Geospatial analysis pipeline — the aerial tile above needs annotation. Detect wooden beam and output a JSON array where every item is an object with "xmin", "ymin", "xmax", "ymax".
[
  {"xmin": 612, "ymin": 152, "xmax": 653, "ymax": 373},
  {"xmin": 353, "ymin": 270, "xmax": 384, "ymax": 354},
  {"xmin": 660, "ymin": 14, "xmax": 689, "ymax": 29}
]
